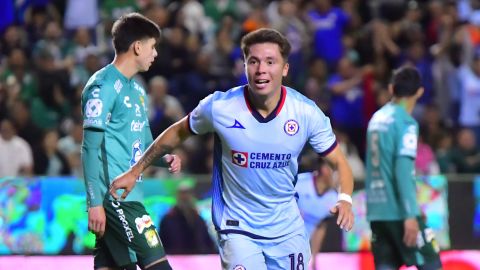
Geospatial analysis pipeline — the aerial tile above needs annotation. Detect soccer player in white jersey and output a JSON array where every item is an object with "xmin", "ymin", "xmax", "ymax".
[
  {"xmin": 296, "ymin": 159, "xmax": 338, "ymax": 270},
  {"xmin": 110, "ymin": 28, "xmax": 354, "ymax": 270}
]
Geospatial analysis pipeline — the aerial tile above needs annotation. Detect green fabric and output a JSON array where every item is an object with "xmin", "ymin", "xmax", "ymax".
[
  {"xmin": 366, "ymin": 102, "xmax": 420, "ymax": 221},
  {"xmin": 30, "ymin": 97, "xmax": 70, "ymax": 129},
  {"xmin": 98, "ymin": 199, "xmax": 168, "ymax": 267},
  {"xmin": 0, "ymin": 69, "xmax": 37, "ymax": 101},
  {"xmin": 82, "ymin": 128, "xmax": 105, "ymax": 207},
  {"xmin": 370, "ymin": 217, "xmax": 442, "ymax": 268},
  {"xmin": 81, "ymin": 64, "xmax": 151, "ymax": 205},
  {"xmin": 395, "ymin": 156, "xmax": 419, "ymax": 218}
]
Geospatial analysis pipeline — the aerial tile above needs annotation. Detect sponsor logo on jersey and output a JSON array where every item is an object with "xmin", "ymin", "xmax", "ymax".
[
  {"xmin": 139, "ymin": 95, "xmax": 146, "ymax": 112},
  {"xmin": 233, "ymin": 265, "xmax": 246, "ymax": 270},
  {"xmin": 227, "ymin": 119, "xmax": 245, "ymax": 129},
  {"xmin": 284, "ymin": 119, "xmax": 299, "ymax": 136},
  {"xmin": 114, "ymin": 79, "xmax": 123, "ymax": 93},
  {"xmin": 91, "ymin": 88, "xmax": 100, "ymax": 98},
  {"xmin": 135, "ymin": 215, "xmax": 154, "ymax": 234},
  {"xmin": 135, "ymin": 104, "xmax": 141, "ymax": 117},
  {"xmin": 231, "ymin": 150, "xmax": 248, "ymax": 167},
  {"xmin": 111, "ymin": 201, "xmax": 134, "ymax": 242},
  {"xmin": 85, "ymin": 99, "xmax": 103, "ymax": 118},
  {"xmin": 131, "ymin": 140, "xmax": 144, "ymax": 182},
  {"xmin": 144, "ymin": 229, "xmax": 161, "ymax": 248},
  {"xmin": 133, "ymin": 81, "xmax": 146, "ymax": 95},
  {"xmin": 131, "ymin": 120, "xmax": 146, "ymax": 132},
  {"xmin": 124, "ymin": 96, "xmax": 132, "ymax": 108},
  {"xmin": 84, "ymin": 118, "xmax": 102, "ymax": 127},
  {"xmin": 231, "ymin": 150, "xmax": 292, "ymax": 169}
]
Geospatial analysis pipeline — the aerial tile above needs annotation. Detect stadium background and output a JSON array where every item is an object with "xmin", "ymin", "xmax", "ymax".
[{"xmin": 0, "ymin": 0, "xmax": 479, "ymax": 269}]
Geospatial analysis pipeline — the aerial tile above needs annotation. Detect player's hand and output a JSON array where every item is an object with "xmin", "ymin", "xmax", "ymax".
[
  {"xmin": 109, "ymin": 169, "xmax": 138, "ymax": 200},
  {"xmin": 403, "ymin": 218, "xmax": 419, "ymax": 247},
  {"xmin": 88, "ymin": 206, "xmax": 106, "ymax": 237},
  {"xmin": 163, "ymin": 154, "xmax": 181, "ymax": 173},
  {"xmin": 330, "ymin": 200, "xmax": 354, "ymax": 231}
]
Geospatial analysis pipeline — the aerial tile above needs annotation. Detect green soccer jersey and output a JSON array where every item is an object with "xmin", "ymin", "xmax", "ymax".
[
  {"xmin": 365, "ymin": 102, "xmax": 420, "ymax": 221},
  {"xmin": 82, "ymin": 64, "xmax": 152, "ymax": 206}
]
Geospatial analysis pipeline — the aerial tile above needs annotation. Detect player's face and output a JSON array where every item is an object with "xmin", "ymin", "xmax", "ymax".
[
  {"xmin": 136, "ymin": 38, "xmax": 158, "ymax": 72},
  {"xmin": 245, "ymin": 42, "xmax": 289, "ymax": 98}
]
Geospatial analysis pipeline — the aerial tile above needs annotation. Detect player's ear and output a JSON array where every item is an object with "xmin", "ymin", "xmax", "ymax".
[
  {"xmin": 387, "ymin": 83, "xmax": 394, "ymax": 96},
  {"xmin": 415, "ymin": 87, "xmax": 424, "ymax": 99},
  {"xmin": 282, "ymin": 62, "xmax": 289, "ymax": 77},
  {"xmin": 133, "ymin": 41, "xmax": 141, "ymax": 56}
]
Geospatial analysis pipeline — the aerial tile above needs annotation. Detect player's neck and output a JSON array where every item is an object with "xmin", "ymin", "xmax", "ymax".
[
  {"xmin": 392, "ymin": 98, "xmax": 415, "ymax": 114},
  {"xmin": 248, "ymin": 88, "xmax": 282, "ymax": 117},
  {"xmin": 112, "ymin": 54, "xmax": 137, "ymax": 79}
]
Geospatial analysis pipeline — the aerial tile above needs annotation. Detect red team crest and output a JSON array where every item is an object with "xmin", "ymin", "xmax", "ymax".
[{"xmin": 231, "ymin": 150, "xmax": 248, "ymax": 167}]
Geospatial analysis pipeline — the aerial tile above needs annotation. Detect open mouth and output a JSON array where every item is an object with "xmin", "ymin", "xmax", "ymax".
[{"xmin": 254, "ymin": 79, "xmax": 270, "ymax": 88}]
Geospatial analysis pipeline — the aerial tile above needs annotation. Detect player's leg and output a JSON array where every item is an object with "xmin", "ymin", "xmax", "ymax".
[
  {"xmin": 104, "ymin": 200, "xmax": 172, "ymax": 270},
  {"xmin": 407, "ymin": 217, "xmax": 443, "ymax": 270},
  {"xmin": 263, "ymin": 231, "xmax": 311, "ymax": 270},
  {"xmin": 370, "ymin": 221, "xmax": 403, "ymax": 270},
  {"xmin": 218, "ymin": 233, "xmax": 266, "ymax": 270},
  {"xmin": 309, "ymin": 221, "xmax": 328, "ymax": 270},
  {"xmin": 93, "ymin": 236, "xmax": 127, "ymax": 270}
]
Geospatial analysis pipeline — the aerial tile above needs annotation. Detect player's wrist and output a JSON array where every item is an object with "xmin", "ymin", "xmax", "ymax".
[{"xmin": 337, "ymin": 193, "xmax": 353, "ymax": 205}]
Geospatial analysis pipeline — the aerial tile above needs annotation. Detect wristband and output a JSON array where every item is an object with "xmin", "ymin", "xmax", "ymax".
[{"xmin": 337, "ymin": 193, "xmax": 352, "ymax": 205}]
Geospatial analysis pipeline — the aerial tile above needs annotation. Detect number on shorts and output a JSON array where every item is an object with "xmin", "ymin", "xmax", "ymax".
[{"xmin": 289, "ymin": 253, "xmax": 304, "ymax": 270}]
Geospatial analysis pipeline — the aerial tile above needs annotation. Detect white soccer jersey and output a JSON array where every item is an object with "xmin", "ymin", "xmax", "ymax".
[
  {"xmin": 189, "ymin": 85, "xmax": 337, "ymax": 238},
  {"xmin": 295, "ymin": 172, "xmax": 338, "ymax": 237}
]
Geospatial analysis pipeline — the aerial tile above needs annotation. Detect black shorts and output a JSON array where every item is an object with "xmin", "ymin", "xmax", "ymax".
[
  {"xmin": 93, "ymin": 199, "xmax": 169, "ymax": 269},
  {"xmin": 370, "ymin": 217, "xmax": 442, "ymax": 269}
]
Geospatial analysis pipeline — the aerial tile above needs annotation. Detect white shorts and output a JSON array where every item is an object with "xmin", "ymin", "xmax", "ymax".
[{"xmin": 217, "ymin": 230, "xmax": 311, "ymax": 270}]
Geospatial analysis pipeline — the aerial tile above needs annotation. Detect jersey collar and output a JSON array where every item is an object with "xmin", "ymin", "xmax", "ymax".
[{"xmin": 243, "ymin": 85, "xmax": 287, "ymax": 123}]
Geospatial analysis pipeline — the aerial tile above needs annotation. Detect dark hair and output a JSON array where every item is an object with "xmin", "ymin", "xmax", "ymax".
[
  {"xmin": 240, "ymin": 28, "xmax": 291, "ymax": 61},
  {"xmin": 111, "ymin": 13, "xmax": 161, "ymax": 54},
  {"xmin": 390, "ymin": 66, "xmax": 422, "ymax": 97}
]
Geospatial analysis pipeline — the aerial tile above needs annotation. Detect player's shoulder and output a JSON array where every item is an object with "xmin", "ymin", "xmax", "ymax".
[
  {"xmin": 284, "ymin": 86, "xmax": 318, "ymax": 109},
  {"xmin": 212, "ymin": 85, "xmax": 245, "ymax": 100},
  {"xmin": 82, "ymin": 65, "xmax": 124, "ymax": 98},
  {"xmin": 131, "ymin": 79, "xmax": 147, "ymax": 96}
]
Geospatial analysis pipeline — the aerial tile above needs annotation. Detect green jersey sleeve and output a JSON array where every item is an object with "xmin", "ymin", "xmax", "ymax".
[
  {"xmin": 82, "ymin": 128, "xmax": 105, "ymax": 208},
  {"xmin": 82, "ymin": 84, "xmax": 118, "ymax": 130},
  {"xmin": 396, "ymin": 121, "xmax": 418, "ymax": 158}
]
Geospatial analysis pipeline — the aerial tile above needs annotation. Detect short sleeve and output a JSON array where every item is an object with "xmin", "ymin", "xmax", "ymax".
[
  {"xmin": 397, "ymin": 122, "xmax": 418, "ymax": 158},
  {"xmin": 308, "ymin": 105, "xmax": 337, "ymax": 155},
  {"xmin": 189, "ymin": 94, "xmax": 214, "ymax": 135},
  {"xmin": 82, "ymin": 85, "xmax": 117, "ymax": 130}
]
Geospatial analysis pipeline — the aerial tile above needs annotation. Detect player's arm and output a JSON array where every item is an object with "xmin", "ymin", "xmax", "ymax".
[
  {"xmin": 395, "ymin": 155, "xmax": 420, "ymax": 247},
  {"xmin": 324, "ymin": 145, "xmax": 354, "ymax": 231},
  {"xmin": 82, "ymin": 127, "xmax": 106, "ymax": 237},
  {"xmin": 110, "ymin": 116, "xmax": 192, "ymax": 199},
  {"xmin": 144, "ymin": 128, "xmax": 179, "ymax": 168}
]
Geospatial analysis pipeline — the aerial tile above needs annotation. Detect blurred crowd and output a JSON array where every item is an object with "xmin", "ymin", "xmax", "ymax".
[{"xmin": 0, "ymin": 0, "xmax": 480, "ymax": 179}]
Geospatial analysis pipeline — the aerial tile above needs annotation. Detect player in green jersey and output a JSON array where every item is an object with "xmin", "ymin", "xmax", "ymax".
[
  {"xmin": 81, "ymin": 13, "xmax": 180, "ymax": 270},
  {"xmin": 365, "ymin": 66, "xmax": 443, "ymax": 270}
]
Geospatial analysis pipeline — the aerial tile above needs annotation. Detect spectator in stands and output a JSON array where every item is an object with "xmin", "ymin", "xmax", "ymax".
[
  {"xmin": 147, "ymin": 75, "xmax": 185, "ymax": 138},
  {"xmin": 450, "ymin": 128, "xmax": 480, "ymax": 173},
  {"xmin": 0, "ymin": 118, "xmax": 33, "ymax": 177},
  {"xmin": 159, "ymin": 181, "xmax": 216, "ymax": 254},
  {"xmin": 457, "ymin": 49, "xmax": 480, "ymax": 144},
  {"xmin": 33, "ymin": 129, "xmax": 71, "ymax": 176},
  {"xmin": 306, "ymin": 0, "xmax": 351, "ymax": 71},
  {"xmin": 1, "ymin": 48, "xmax": 38, "ymax": 102},
  {"xmin": 335, "ymin": 128, "xmax": 365, "ymax": 180},
  {"xmin": 58, "ymin": 121, "xmax": 83, "ymax": 178},
  {"xmin": 415, "ymin": 127, "xmax": 440, "ymax": 175},
  {"xmin": 435, "ymin": 130, "xmax": 454, "ymax": 174},
  {"xmin": 9, "ymin": 99, "xmax": 42, "ymax": 149},
  {"xmin": 327, "ymin": 57, "xmax": 366, "ymax": 156}
]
